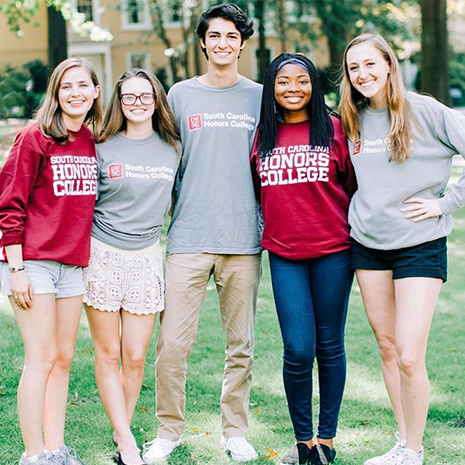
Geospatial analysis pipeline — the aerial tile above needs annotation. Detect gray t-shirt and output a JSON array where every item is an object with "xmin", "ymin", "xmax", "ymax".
[
  {"xmin": 166, "ymin": 76, "xmax": 263, "ymax": 255},
  {"xmin": 348, "ymin": 91, "xmax": 465, "ymax": 250},
  {"xmin": 91, "ymin": 133, "xmax": 180, "ymax": 250}
]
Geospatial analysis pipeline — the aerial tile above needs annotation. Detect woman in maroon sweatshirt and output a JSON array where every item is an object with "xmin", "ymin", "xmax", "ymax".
[
  {"xmin": 251, "ymin": 53, "xmax": 356, "ymax": 465},
  {"xmin": 0, "ymin": 57, "xmax": 102, "ymax": 465}
]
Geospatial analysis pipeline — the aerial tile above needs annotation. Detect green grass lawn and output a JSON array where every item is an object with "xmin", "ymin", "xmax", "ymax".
[{"xmin": 1, "ymin": 203, "xmax": 465, "ymax": 464}]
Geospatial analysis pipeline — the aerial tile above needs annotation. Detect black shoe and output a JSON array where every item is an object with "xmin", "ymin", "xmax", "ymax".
[
  {"xmin": 309, "ymin": 444, "xmax": 336, "ymax": 465},
  {"xmin": 296, "ymin": 443, "xmax": 312, "ymax": 464},
  {"xmin": 113, "ymin": 451, "xmax": 144, "ymax": 465}
]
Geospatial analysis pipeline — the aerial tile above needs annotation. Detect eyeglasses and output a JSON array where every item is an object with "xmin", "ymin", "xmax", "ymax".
[{"xmin": 120, "ymin": 93, "xmax": 156, "ymax": 106}]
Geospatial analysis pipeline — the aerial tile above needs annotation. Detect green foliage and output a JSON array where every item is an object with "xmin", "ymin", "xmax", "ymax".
[
  {"xmin": 0, "ymin": 0, "xmax": 112, "ymax": 41},
  {"xmin": 449, "ymin": 52, "xmax": 465, "ymax": 106},
  {"xmin": 0, "ymin": 60, "xmax": 47, "ymax": 119}
]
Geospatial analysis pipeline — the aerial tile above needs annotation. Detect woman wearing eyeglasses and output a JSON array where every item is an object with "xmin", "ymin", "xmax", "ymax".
[{"xmin": 83, "ymin": 69, "xmax": 180, "ymax": 465}]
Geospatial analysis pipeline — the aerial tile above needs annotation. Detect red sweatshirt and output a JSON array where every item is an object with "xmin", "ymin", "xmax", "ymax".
[
  {"xmin": 0, "ymin": 122, "xmax": 97, "ymax": 266},
  {"xmin": 251, "ymin": 116, "xmax": 356, "ymax": 260}
]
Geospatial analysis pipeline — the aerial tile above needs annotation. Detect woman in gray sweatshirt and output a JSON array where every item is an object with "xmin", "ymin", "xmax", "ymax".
[
  {"xmin": 83, "ymin": 69, "xmax": 180, "ymax": 465},
  {"xmin": 339, "ymin": 33, "xmax": 465, "ymax": 465}
]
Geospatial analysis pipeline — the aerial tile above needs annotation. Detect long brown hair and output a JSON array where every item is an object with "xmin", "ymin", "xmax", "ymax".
[
  {"xmin": 100, "ymin": 69, "xmax": 180, "ymax": 155},
  {"xmin": 339, "ymin": 33, "xmax": 412, "ymax": 163},
  {"xmin": 35, "ymin": 57, "xmax": 103, "ymax": 144}
]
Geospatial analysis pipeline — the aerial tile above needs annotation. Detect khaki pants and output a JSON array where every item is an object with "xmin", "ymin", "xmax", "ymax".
[{"xmin": 156, "ymin": 252, "xmax": 262, "ymax": 441}]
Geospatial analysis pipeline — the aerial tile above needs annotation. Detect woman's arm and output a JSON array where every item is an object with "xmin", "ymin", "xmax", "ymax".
[{"xmin": 4, "ymin": 244, "xmax": 33, "ymax": 310}]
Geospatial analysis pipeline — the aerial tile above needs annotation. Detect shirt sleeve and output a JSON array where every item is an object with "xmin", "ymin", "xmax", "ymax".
[
  {"xmin": 332, "ymin": 117, "xmax": 357, "ymax": 197},
  {"xmin": 249, "ymin": 132, "xmax": 261, "ymax": 202},
  {"xmin": 435, "ymin": 107, "xmax": 465, "ymax": 215},
  {"xmin": 0, "ymin": 129, "xmax": 44, "ymax": 246}
]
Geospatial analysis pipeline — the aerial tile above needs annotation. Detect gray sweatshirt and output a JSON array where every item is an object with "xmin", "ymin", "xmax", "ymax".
[
  {"xmin": 166, "ymin": 76, "xmax": 263, "ymax": 255},
  {"xmin": 91, "ymin": 133, "xmax": 180, "ymax": 250},
  {"xmin": 348, "ymin": 91, "xmax": 465, "ymax": 250}
]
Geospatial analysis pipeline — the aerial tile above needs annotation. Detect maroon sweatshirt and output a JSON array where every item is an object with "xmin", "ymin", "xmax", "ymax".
[
  {"xmin": 251, "ymin": 116, "xmax": 356, "ymax": 260},
  {"xmin": 0, "ymin": 122, "xmax": 97, "ymax": 266}
]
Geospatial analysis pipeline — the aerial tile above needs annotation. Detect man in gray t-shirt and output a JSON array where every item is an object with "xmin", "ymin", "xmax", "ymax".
[{"xmin": 142, "ymin": 4, "xmax": 262, "ymax": 465}]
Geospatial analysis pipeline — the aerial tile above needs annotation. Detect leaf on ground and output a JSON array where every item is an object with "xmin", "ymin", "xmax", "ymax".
[
  {"xmin": 193, "ymin": 427, "xmax": 199, "ymax": 432},
  {"xmin": 139, "ymin": 406, "xmax": 149, "ymax": 412},
  {"xmin": 261, "ymin": 448, "xmax": 279, "ymax": 460},
  {"xmin": 255, "ymin": 409, "xmax": 261, "ymax": 414}
]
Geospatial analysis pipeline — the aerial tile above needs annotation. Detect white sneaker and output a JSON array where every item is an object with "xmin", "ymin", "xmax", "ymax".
[
  {"xmin": 397, "ymin": 447, "xmax": 423, "ymax": 465},
  {"xmin": 142, "ymin": 437, "xmax": 181, "ymax": 463},
  {"xmin": 221, "ymin": 437, "xmax": 258, "ymax": 462},
  {"xmin": 364, "ymin": 432, "xmax": 406, "ymax": 465}
]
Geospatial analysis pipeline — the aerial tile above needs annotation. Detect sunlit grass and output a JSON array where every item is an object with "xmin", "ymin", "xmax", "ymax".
[{"xmin": 1, "ymin": 207, "xmax": 465, "ymax": 464}]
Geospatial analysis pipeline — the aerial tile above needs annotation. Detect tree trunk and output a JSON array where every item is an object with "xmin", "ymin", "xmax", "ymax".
[
  {"xmin": 47, "ymin": 6, "xmax": 67, "ymax": 69},
  {"xmin": 275, "ymin": 0, "xmax": 287, "ymax": 53},
  {"xmin": 151, "ymin": 1, "xmax": 178, "ymax": 83},
  {"xmin": 419, "ymin": 0, "xmax": 451, "ymax": 105},
  {"xmin": 254, "ymin": 0, "xmax": 268, "ymax": 83}
]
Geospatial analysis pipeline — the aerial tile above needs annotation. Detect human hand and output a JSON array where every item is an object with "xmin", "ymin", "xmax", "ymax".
[
  {"xmin": 401, "ymin": 197, "xmax": 443, "ymax": 222},
  {"xmin": 10, "ymin": 270, "xmax": 34, "ymax": 310}
]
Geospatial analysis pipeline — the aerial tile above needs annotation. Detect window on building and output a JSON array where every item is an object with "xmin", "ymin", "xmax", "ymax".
[
  {"xmin": 122, "ymin": 0, "xmax": 151, "ymax": 29},
  {"xmin": 77, "ymin": 0, "xmax": 94, "ymax": 22},
  {"xmin": 128, "ymin": 52, "xmax": 150, "ymax": 70}
]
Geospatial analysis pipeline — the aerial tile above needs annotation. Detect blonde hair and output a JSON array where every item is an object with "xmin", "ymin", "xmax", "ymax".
[
  {"xmin": 100, "ymin": 69, "xmax": 180, "ymax": 155},
  {"xmin": 35, "ymin": 57, "xmax": 103, "ymax": 144},
  {"xmin": 339, "ymin": 33, "xmax": 412, "ymax": 163}
]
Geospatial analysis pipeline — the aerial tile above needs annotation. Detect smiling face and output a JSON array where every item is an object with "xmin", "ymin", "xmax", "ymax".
[
  {"xmin": 58, "ymin": 66, "xmax": 100, "ymax": 130},
  {"xmin": 274, "ymin": 63, "xmax": 312, "ymax": 123},
  {"xmin": 120, "ymin": 77, "xmax": 156, "ymax": 128},
  {"xmin": 200, "ymin": 17, "xmax": 246, "ymax": 69},
  {"xmin": 346, "ymin": 41, "xmax": 391, "ymax": 109}
]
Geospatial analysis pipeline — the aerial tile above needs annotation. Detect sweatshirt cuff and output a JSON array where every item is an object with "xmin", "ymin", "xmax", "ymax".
[
  {"xmin": 0, "ymin": 233, "xmax": 24, "ymax": 247},
  {"xmin": 437, "ymin": 197, "xmax": 455, "ymax": 216}
]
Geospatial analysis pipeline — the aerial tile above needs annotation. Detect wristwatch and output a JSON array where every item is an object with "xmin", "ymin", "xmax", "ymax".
[{"xmin": 9, "ymin": 265, "xmax": 25, "ymax": 273}]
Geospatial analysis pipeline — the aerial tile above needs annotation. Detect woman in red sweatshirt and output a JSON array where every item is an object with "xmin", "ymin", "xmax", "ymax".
[
  {"xmin": 0, "ymin": 57, "xmax": 102, "ymax": 465},
  {"xmin": 251, "ymin": 53, "xmax": 356, "ymax": 465}
]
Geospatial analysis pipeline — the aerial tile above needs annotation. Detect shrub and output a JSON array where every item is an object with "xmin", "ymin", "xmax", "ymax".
[{"xmin": 0, "ymin": 60, "xmax": 47, "ymax": 119}]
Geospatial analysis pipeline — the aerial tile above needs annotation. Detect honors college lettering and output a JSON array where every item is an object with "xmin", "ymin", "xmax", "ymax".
[
  {"xmin": 259, "ymin": 145, "xmax": 330, "ymax": 186},
  {"xmin": 187, "ymin": 112, "xmax": 256, "ymax": 131},
  {"xmin": 108, "ymin": 163, "xmax": 175, "ymax": 182},
  {"xmin": 50, "ymin": 155, "xmax": 97, "ymax": 197},
  {"xmin": 353, "ymin": 137, "xmax": 413, "ymax": 156}
]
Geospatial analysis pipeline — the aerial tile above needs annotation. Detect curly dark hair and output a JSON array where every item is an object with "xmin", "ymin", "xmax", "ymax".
[
  {"xmin": 196, "ymin": 3, "xmax": 254, "ymax": 60},
  {"xmin": 256, "ymin": 53, "xmax": 334, "ymax": 157}
]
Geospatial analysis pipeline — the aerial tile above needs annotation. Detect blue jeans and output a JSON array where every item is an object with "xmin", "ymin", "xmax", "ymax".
[{"xmin": 269, "ymin": 250, "xmax": 353, "ymax": 440}]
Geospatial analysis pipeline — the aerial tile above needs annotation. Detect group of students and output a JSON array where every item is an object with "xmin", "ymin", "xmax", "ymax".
[{"xmin": 1, "ymin": 3, "xmax": 465, "ymax": 465}]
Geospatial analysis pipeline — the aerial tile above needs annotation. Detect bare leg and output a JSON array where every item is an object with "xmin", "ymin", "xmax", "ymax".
[
  {"xmin": 12, "ymin": 294, "xmax": 57, "ymax": 456},
  {"xmin": 44, "ymin": 295, "xmax": 83, "ymax": 450},
  {"xmin": 394, "ymin": 277, "xmax": 441, "ymax": 452},
  {"xmin": 85, "ymin": 306, "xmax": 143, "ymax": 464},
  {"xmin": 120, "ymin": 310, "xmax": 156, "ymax": 426},
  {"xmin": 356, "ymin": 270, "xmax": 406, "ymax": 439}
]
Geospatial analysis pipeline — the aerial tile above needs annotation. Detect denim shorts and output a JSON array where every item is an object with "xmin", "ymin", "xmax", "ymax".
[
  {"xmin": 1, "ymin": 260, "xmax": 85, "ymax": 298},
  {"xmin": 351, "ymin": 237, "xmax": 447, "ymax": 282}
]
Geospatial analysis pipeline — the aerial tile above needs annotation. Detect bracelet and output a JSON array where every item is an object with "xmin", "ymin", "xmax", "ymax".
[{"xmin": 9, "ymin": 265, "xmax": 25, "ymax": 273}]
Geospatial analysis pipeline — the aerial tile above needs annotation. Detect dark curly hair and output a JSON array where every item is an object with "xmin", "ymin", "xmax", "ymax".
[
  {"xmin": 196, "ymin": 3, "xmax": 254, "ymax": 60},
  {"xmin": 256, "ymin": 53, "xmax": 335, "ymax": 157}
]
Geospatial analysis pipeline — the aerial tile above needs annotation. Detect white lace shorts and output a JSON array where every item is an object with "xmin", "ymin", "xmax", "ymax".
[{"xmin": 83, "ymin": 237, "xmax": 164, "ymax": 315}]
